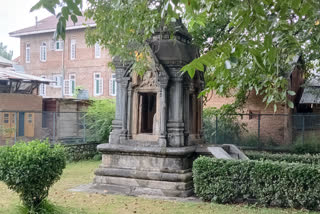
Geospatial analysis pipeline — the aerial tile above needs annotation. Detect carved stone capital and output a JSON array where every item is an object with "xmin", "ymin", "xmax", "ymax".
[{"xmin": 121, "ymin": 77, "xmax": 130, "ymax": 88}]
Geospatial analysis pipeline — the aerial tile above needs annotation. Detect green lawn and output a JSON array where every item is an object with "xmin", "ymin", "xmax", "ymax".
[{"xmin": 0, "ymin": 160, "xmax": 317, "ymax": 214}]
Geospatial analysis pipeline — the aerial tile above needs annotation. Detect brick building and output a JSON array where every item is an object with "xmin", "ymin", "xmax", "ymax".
[
  {"xmin": 9, "ymin": 16, "xmax": 116, "ymax": 99},
  {"xmin": 0, "ymin": 59, "xmax": 53, "ymax": 145},
  {"xmin": 205, "ymin": 60, "xmax": 305, "ymax": 144}
]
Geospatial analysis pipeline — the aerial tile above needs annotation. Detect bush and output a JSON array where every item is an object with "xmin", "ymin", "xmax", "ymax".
[
  {"xmin": 203, "ymin": 107, "xmax": 246, "ymax": 144},
  {"xmin": 193, "ymin": 156, "xmax": 320, "ymax": 210},
  {"xmin": 292, "ymin": 135, "xmax": 320, "ymax": 154},
  {"xmin": 246, "ymin": 151, "xmax": 320, "ymax": 165},
  {"xmin": 85, "ymin": 99, "xmax": 115, "ymax": 142},
  {"xmin": 64, "ymin": 143, "xmax": 99, "ymax": 162},
  {"xmin": 0, "ymin": 140, "xmax": 66, "ymax": 210}
]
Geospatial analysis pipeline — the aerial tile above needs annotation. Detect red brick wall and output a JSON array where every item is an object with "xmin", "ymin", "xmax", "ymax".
[
  {"xmin": 204, "ymin": 66, "xmax": 304, "ymax": 145},
  {"xmin": 205, "ymin": 91, "xmax": 291, "ymax": 144},
  {"xmin": 19, "ymin": 29, "xmax": 115, "ymax": 99}
]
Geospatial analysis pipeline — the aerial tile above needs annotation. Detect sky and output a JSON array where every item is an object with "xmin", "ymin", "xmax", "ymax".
[{"xmin": 0, "ymin": 0, "xmax": 52, "ymax": 59}]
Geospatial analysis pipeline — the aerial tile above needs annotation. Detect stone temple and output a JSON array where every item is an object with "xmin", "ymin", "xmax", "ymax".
[{"xmin": 92, "ymin": 22, "xmax": 205, "ymax": 197}]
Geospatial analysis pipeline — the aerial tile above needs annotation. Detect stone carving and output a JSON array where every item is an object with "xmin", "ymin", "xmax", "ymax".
[
  {"xmin": 93, "ymin": 21, "xmax": 205, "ymax": 198},
  {"xmin": 137, "ymin": 70, "xmax": 159, "ymax": 89}
]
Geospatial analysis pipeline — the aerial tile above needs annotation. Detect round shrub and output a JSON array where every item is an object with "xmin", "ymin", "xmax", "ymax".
[{"xmin": 0, "ymin": 139, "xmax": 66, "ymax": 209}]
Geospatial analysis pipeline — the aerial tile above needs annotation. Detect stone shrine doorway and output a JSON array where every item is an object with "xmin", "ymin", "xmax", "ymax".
[{"xmin": 139, "ymin": 93, "xmax": 157, "ymax": 134}]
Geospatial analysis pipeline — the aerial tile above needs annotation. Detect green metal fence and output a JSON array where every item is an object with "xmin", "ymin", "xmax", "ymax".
[
  {"xmin": 0, "ymin": 111, "xmax": 87, "ymax": 145},
  {"xmin": 203, "ymin": 113, "xmax": 320, "ymax": 151}
]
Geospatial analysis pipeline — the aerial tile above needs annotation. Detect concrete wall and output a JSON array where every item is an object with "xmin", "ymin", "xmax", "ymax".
[
  {"xmin": 0, "ymin": 93, "xmax": 42, "ymax": 111},
  {"xmin": 19, "ymin": 29, "xmax": 114, "ymax": 99}
]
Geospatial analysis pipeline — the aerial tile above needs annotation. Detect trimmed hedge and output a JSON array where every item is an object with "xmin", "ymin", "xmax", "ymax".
[
  {"xmin": 193, "ymin": 156, "xmax": 320, "ymax": 210},
  {"xmin": 246, "ymin": 151, "xmax": 320, "ymax": 165},
  {"xmin": 64, "ymin": 143, "xmax": 99, "ymax": 161}
]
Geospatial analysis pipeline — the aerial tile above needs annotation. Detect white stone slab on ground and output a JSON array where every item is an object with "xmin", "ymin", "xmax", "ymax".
[{"xmin": 207, "ymin": 147, "xmax": 233, "ymax": 159}]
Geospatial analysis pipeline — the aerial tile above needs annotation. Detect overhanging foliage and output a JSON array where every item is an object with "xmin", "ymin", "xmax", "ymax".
[{"xmin": 31, "ymin": 0, "xmax": 320, "ymax": 111}]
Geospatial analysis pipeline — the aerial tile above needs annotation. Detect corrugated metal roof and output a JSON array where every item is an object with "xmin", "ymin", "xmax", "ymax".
[
  {"xmin": 300, "ymin": 87, "xmax": 320, "ymax": 104},
  {"xmin": 0, "ymin": 56, "xmax": 13, "ymax": 66},
  {"xmin": 0, "ymin": 68, "xmax": 54, "ymax": 83},
  {"xmin": 306, "ymin": 70, "xmax": 320, "ymax": 87}
]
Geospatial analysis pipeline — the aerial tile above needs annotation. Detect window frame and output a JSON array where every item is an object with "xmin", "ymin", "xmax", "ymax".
[
  {"xmin": 25, "ymin": 43, "xmax": 30, "ymax": 63},
  {"xmin": 55, "ymin": 40, "xmax": 64, "ymax": 51},
  {"xmin": 52, "ymin": 74, "xmax": 63, "ymax": 88},
  {"xmin": 93, "ymin": 73, "xmax": 103, "ymax": 96},
  {"xmin": 40, "ymin": 42, "xmax": 47, "ymax": 62},
  {"xmin": 70, "ymin": 39, "xmax": 76, "ymax": 60},
  {"xmin": 95, "ymin": 42, "xmax": 101, "ymax": 58},
  {"xmin": 39, "ymin": 75, "xmax": 47, "ymax": 97},
  {"xmin": 69, "ymin": 74, "xmax": 76, "ymax": 96},
  {"xmin": 110, "ymin": 74, "xmax": 117, "ymax": 96}
]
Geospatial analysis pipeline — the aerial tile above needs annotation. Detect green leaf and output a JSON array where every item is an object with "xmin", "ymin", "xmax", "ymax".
[
  {"xmin": 287, "ymin": 90, "xmax": 296, "ymax": 96},
  {"xmin": 62, "ymin": 7, "xmax": 69, "ymax": 18},
  {"xmin": 288, "ymin": 100, "xmax": 294, "ymax": 108},
  {"xmin": 264, "ymin": 35, "xmax": 272, "ymax": 49},
  {"xmin": 30, "ymin": 1, "xmax": 43, "ymax": 12},
  {"xmin": 71, "ymin": 15, "xmax": 78, "ymax": 24}
]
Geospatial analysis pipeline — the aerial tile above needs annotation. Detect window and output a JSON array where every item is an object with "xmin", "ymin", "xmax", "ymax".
[
  {"xmin": 40, "ymin": 42, "xmax": 47, "ymax": 62},
  {"xmin": 94, "ymin": 73, "xmax": 103, "ymax": 96},
  {"xmin": 109, "ymin": 74, "xmax": 117, "ymax": 96},
  {"xmin": 4, "ymin": 113, "xmax": 9, "ymax": 124},
  {"xmin": 39, "ymin": 75, "xmax": 47, "ymax": 96},
  {"xmin": 28, "ymin": 114, "xmax": 33, "ymax": 123},
  {"xmin": 63, "ymin": 74, "xmax": 76, "ymax": 96},
  {"xmin": 25, "ymin": 43, "xmax": 30, "ymax": 63},
  {"xmin": 95, "ymin": 42, "xmax": 101, "ymax": 58},
  {"xmin": 70, "ymin": 39, "xmax": 76, "ymax": 60},
  {"xmin": 55, "ymin": 40, "xmax": 64, "ymax": 51},
  {"xmin": 70, "ymin": 74, "xmax": 76, "ymax": 95},
  {"xmin": 52, "ymin": 74, "xmax": 63, "ymax": 88},
  {"xmin": 64, "ymin": 79, "xmax": 70, "ymax": 96}
]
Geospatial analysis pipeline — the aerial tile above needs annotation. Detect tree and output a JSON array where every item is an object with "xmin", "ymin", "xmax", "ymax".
[
  {"xmin": 0, "ymin": 42, "xmax": 13, "ymax": 60},
  {"xmin": 31, "ymin": 0, "xmax": 320, "ymax": 111}
]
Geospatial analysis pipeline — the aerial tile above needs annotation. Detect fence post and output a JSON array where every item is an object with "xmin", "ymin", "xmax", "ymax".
[
  {"xmin": 53, "ymin": 112, "xmax": 56, "ymax": 143},
  {"xmin": 14, "ymin": 112, "xmax": 17, "ymax": 144},
  {"xmin": 215, "ymin": 115, "xmax": 218, "ymax": 144},
  {"xmin": 302, "ymin": 115, "xmax": 305, "ymax": 144},
  {"xmin": 83, "ymin": 113, "xmax": 86, "ymax": 143},
  {"xmin": 258, "ymin": 114, "xmax": 261, "ymax": 148}
]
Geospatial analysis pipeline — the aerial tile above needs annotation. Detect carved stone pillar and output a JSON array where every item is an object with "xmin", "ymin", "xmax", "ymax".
[
  {"xmin": 120, "ymin": 78, "xmax": 130, "ymax": 142},
  {"xmin": 192, "ymin": 93, "xmax": 197, "ymax": 136},
  {"xmin": 158, "ymin": 74, "xmax": 169, "ymax": 147},
  {"xmin": 115, "ymin": 71, "xmax": 122, "ymax": 120},
  {"xmin": 109, "ymin": 67, "xmax": 125, "ymax": 144},
  {"xmin": 167, "ymin": 68, "xmax": 185, "ymax": 147},
  {"xmin": 199, "ymin": 81, "xmax": 205, "ymax": 139},
  {"xmin": 183, "ymin": 80, "xmax": 190, "ymax": 145},
  {"xmin": 127, "ymin": 83, "xmax": 133, "ymax": 139}
]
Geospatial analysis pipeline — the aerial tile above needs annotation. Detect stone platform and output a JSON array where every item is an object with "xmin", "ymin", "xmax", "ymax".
[{"xmin": 92, "ymin": 143, "xmax": 196, "ymax": 197}]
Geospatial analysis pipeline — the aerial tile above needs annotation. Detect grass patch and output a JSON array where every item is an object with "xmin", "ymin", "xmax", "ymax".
[{"xmin": 0, "ymin": 160, "xmax": 317, "ymax": 214}]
